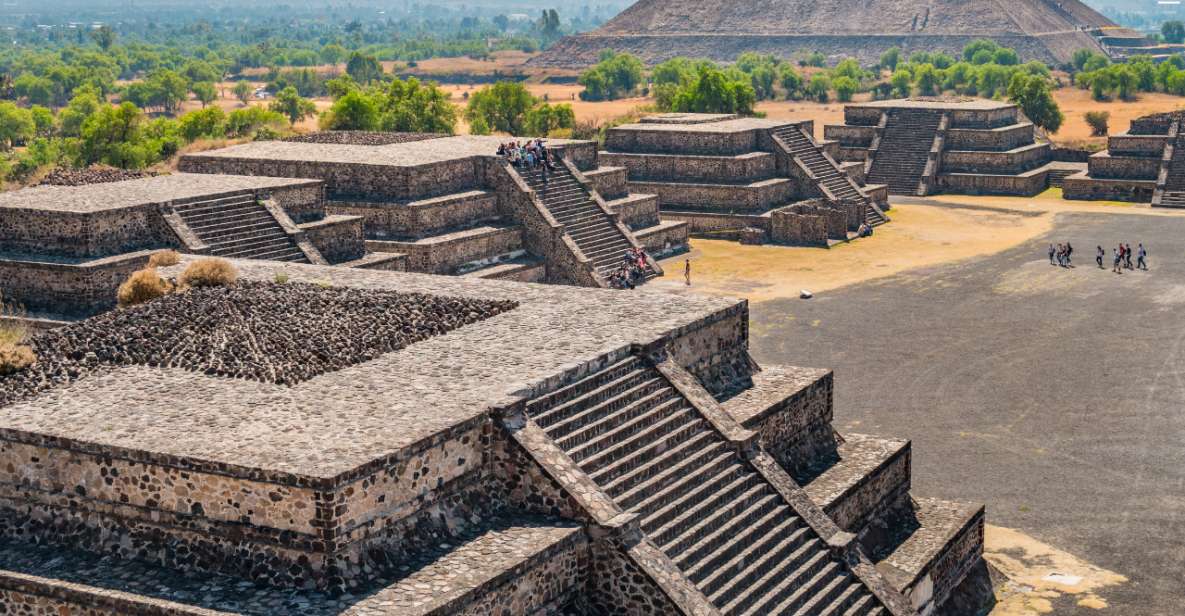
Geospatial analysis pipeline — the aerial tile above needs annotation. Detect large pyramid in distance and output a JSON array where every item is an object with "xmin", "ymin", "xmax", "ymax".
[{"xmin": 532, "ymin": 0, "xmax": 1132, "ymax": 68}]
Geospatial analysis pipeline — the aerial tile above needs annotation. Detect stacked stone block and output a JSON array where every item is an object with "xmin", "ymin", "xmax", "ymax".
[
  {"xmin": 180, "ymin": 134, "xmax": 687, "ymax": 288},
  {"xmin": 602, "ymin": 114, "xmax": 889, "ymax": 245},
  {"xmin": 0, "ymin": 258, "xmax": 990, "ymax": 615},
  {"xmin": 826, "ymin": 99, "xmax": 1055, "ymax": 197},
  {"xmin": 1062, "ymin": 112, "xmax": 1183, "ymax": 205}
]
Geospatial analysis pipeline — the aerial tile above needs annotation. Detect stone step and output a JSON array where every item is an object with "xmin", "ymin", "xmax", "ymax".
[
  {"xmin": 601, "ymin": 430, "xmax": 720, "ymax": 498},
  {"xmin": 458, "ymin": 255, "xmax": 546, "ymax": 283},
  {"xmin": 617, "ymin": 441, "xmax": 733, "ymax": 508},
  {"xmin": 647, "ymin": 471, "xmax": 762, "ymax": 546},
  {"xmin": 560, "ymin": 387, "xmax": 681, "ymax": 453},
  {"xmin": 173, "ymin": 194, "xmax": 257, "ymax": 214},
  {"xmin": 526, "ymin": 357, "xmax": 643, "ymax": 416},
  {"xmin": 566, "ymin": 395, "xmax": 684, "ymax": 462},
  {"xmin": 728, "ymin": 549, "xmax": 831, "ymax": 614},
  {"xmin": 711, "ymin": 529, "xmax": 818, "ymax": 607},
  {"xmin": 699, "ymin": 517, "xmax": 808, "ymax": 598},
  {"xmin": 802, "ymin": 434, "xmax": 911, "ymax": 532},
  {"xmin": 684, "ymin": 503, "xmax": 795, "ymax": 582},
  {"xmin": 180, "ymin": 203, "xmax": 265, "ymax": 226},
  {"xmin": 580, "ymin": 410, "xmax": 703, "ymax": 477},
  {"xmin": 210, "ymin": 235, "xmax": 294, "ymax": 256},
  {"xmin": 745, "ymin": 559, "xmax": 842, "ymax": 616},
  {"xmin": 533, "ymin": 370, "xmax": 657, "ymax": 433},
  {"xmin": 200, "ymin": 225, "xmax": 287, "ymax": 246},
  {"xmin": 640, "ymin": 459, "xmax": 747, "ymax": 531},
  {"xmin": 790, "ymin": 570, "xmax": 859, "ymax": 615},
  {"xmin": 187, "ymin": 210, "xmax": 276, "ymax": 233},
  {"xmin": 666, "ymin": 490, "xmax": 779, "ymax": 565}
]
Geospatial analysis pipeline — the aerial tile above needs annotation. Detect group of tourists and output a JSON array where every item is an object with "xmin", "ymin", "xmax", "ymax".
[
  {"xmin": 1051, "ymin": 242, "xmax": 1148, "ymax": 272},
  {"xmin": 1097, "ymin": 243, "xmax": 1147, "ymax": 273},
  {"xmin": 609, "ymin": 247, "xmax": 651, "ymax": 289},
  {"xmin": 497, "ymin": 139, "xmax": 556, "ymax": 181}
]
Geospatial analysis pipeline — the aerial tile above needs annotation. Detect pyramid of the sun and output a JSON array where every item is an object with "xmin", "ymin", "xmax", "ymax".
[{"xmin": 533, "ymin": 0, "xmax": 1136, "ymax": 68}]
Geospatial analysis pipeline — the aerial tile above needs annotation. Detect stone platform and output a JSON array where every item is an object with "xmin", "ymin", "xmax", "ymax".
[
  {"xmin": 1062, "ymin": 111, "xmax": 1185, "ymax": 206},
  {"xmin": 180, "ymin": 134, "xmax": 688, "ymax": 287},
  {"xmin": 0, "ymin": 258, "xmax": 991, "ymax": 614},
  {"xmin": 0, "ymin": 173, "xmax": 392, "ymax": 318},
  {"xmin": 825, "ymin": 99, "xmax": 1056, "ymax": 198},
  {"xmin": 602, "ymin": 114, "xmax": 891, "ymax": 247}
]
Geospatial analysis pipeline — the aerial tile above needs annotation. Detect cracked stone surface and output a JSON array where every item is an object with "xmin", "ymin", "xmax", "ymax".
[{"xmin": 0, "ymin": 173, "xmax": 319, "ymax": 213}]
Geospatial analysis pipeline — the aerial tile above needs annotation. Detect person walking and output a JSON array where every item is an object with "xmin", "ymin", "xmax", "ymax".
[
  {"xmin": 1048, "ymin": 243, "xmax": 1056, "ymax": 265},
  {"xmin": 1113, "ymin": 248, "xmax": 1123, "ymax": 274},
  {"xmin": 1096, "ymin": 245, "xmax": 1104, "ymax": 269},
  {"xmin": 684, "ymin": 258, "xmax": 691, "ymax": 286},
  {"xmin": 1065, "ymin": 242, "xmax": 1073, "ymax": 266},
  {"xmin": 1137, "ymin": 243, "xmax": 1147, "ymax": 270},
  {"xmin": 1125, "ymin": 243, "xmax": 1134, "ymax": 269}
]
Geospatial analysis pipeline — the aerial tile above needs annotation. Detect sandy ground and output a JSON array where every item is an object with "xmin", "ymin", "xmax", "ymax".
[
  {"xmin": 1046, "ymin": 87, "xmax": 1185, "ymax": 146},
  {"xmin": 986, "ymin": 525, "xmax": 1127, "ymax": 615},
  {"xmin": 651, "ymin": 202, "xmax": 1052, "ymax": 303},
  {"xmin": 651, "ymin": 190, "xmax": 1185, "ymax": 305}
]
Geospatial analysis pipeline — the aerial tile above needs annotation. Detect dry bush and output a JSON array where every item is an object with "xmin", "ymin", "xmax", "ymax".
[
  {"xmin": 117, "ymin": 268, "xmax": 173, "ymax": 307},
  {"xmin": 180, "ymin": 258, "xmax": 238, "ymax": 288},
  {"xmin": 1084, "ymin": 111, "xmax": 1111, "ymax": 137},
  {"xmin": 148, "ymin": 249, "xmax": 181, "ymax": 267},
  {"xmin": 0, "ymin": 343, "xmax": 35, "ymax": 375},
  {"xmin": 0, "ymin": 295, "xmax": 34, "ymax": 375}
]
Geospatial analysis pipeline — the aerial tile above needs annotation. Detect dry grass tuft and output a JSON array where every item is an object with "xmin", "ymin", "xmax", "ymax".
[
  {"xmin": 148, "ymin": 249, "xmax": 181, "ymax": 268},
  {"xmin": 0, "ymin": 295, "xmax": 35, "ymax": 375},
  {"xmin": 117, "ymin": 268, "xmax": 173, "ymax": 307},
  {"xmin": 180, "ymin": 258, "xmax": 237, "ymax": 288}
]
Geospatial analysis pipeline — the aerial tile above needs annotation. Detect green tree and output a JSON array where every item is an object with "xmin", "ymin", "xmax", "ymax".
[
  {"xmin": 578, "ymin": 52, "xmax": 644, "ymax": 101},
  {"xmin": 1084, "ymin": 111, "xmax": 1110, "ymax": 136},
  {"xmin": 469, "ymin": 114, "xmax": 491, "ymax": 135},
  {"xmin": 178, "ymin": 106, "xmax": 226, "ymax": 141},
  {"xmin": 30, "ymin": 105, "xmax": 55, "ymax": 138},
  {"xmin": 90, "ymin": 25, "xmax": 116, "ymax": 51},
  {"xmin": 320, "ymin": 43, "xmax": 348, "ymax": 68},
  {"xmin": 379, "ymin": 77, "xmax": 458, "ymax": 134},
  {"xmin": 13, "ymin": 74, "xmax": 54, "ymax": 107},
  {"xmin": 1071, "ymin": 49, "xmax": 1094, "ymax": 72},
  {"xmin": 537, "ymin": 9, "xmax": 561, "ymax": 43},
  {"xmin": 879, "ymin": 47, "xmax": 902, "ymax": 71},
  {"xmin": 346, "ymin": 52, "xmax": 384, "ymax": 84},
  {"xmin": 225, "ymin": 107, "xmax": 286, "ymax": 137},
  {"xmin": 833, "ymin": 76, "xmax": 858, "ymax": 102},
  {"xmin": 466, "ymin": 81, "xmax": 537, "ymax": 134},
  {"xmin": 993, "ymin": 48, "xmax": 1020, "ymax": 66},
  {"xmin": 891, "ymin": 69, "xmax": 913, "ymax": 97},
  {"xmin": 59, "ymin": 87, "xmax": 102, "ymax": 138},
  {"xmin": 915, "ymin": 64, "xmax": 941, "ymax": 96},
  {"xmin": 806, "ymin": 74, "xmax": 831, "ymax": 102},
  {"xmin": 1163, "ymin": 21, "xmax": 1185, "ymax": 44},
  {"xmin": 0, "ymin": 102, "xmax": 35, "ymax": 150},
  {"xmin": 321, "ymin": 90, "xmax": 381, "ymax": 130},
  {"xmin": 233, "ymin": 80, "xmax": 253, "ymax": 105},
  {"xmin": 270, "ymin": 86, "xmax": 316, "ymax": 126},
  {"xmin": 779, "ymin": 65, "xmax": 804, "ymax": 100},
  {"xmin": 182, "ymin": 60, "xmax": 222, "ymax": 86},
  {"xmin": 523, "ymin": 103, "xmax": 575, "ymax": 136},
  {"xmin": 668, "ymin": 65, "xmax": 756, "ymax": 115},
  {"xmin": 1007, "ymin": 73, "xmax": 1063, "ymax": 133},
  {"xmin": 192, "ymin": 82, "xmax": 217, "ymax": 108},
  {"xmin": 79, "ymin": 102, "xmax": 147, "ymax": 168},
  {"xmin": 963, "ymin": 39, "xmax": 999, "ymax": 62}
]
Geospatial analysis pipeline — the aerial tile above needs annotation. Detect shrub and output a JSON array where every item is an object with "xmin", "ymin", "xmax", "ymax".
[
  {"xmin": 179, "ymin": 258, "xmax": 237, "ymax": 288},
  {"xmin": 148, "ymin": 249, "xmax": 180, "ymax": 267},
  {"xmin": 1085, "ymin": 111, "xmax": 1110, "ymax": 137},
  {"xmin": 274, "ymin": 272, "xmax": 289, "ymax": 284},
  {"xmin": 0, "ymin": 342, "xmax": 35, "ymax": 375},
  {"xmin": 117, "ymin": 267, "xmax": 173, "ymax": 307}
]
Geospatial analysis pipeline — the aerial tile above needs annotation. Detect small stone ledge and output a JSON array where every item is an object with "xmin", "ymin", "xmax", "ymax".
[
  {"xmin": 720, "ymin": 364, "xmax": 831, "ymax": 429},
  {"xmin": 801, "ymin": 433, "xmax": 912, "ymax": 532}
]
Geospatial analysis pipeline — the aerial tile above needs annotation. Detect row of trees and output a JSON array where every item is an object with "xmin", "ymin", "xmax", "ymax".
[{"xmin": 1071, "ymin": 50, "xmax": 1185, "ymax": 100}]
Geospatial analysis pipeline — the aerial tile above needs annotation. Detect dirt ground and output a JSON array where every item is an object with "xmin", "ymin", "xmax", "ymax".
[{"xmin": 651, "ymin": 191, "xmax": 1185, "ymax": 304}]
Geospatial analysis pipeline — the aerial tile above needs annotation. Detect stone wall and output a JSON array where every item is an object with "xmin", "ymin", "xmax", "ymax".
[
  {"xmin": 660, "ymin": 211, "xmax": 770, "ymax": 239},
  {"xmin": 1107, "ymin": 134, "xmax": 1169, "ymax": 157},
  {"xmin": 583, "ymin": 167, "xmax": 629, "ymax": 200},
  {"xmin": 941, "ymin": 143, "xmax": 1051, "ymax": 174},
  {"xmin": 300, "ymin": 216, "xmax": 366, "ymax": 264},
  {"xmin": 770, "ymin": 209, "xmax": 830, "ymax": 247},
  {"xmin": 330, "ymin": 192, "xmax": 500, "ymax": 240},
  {"xmin": 0, "ymin": 205, "xmax": 175, "ymax": 259},
  {"xmin": 370, "ymin": 226, "xmax": 523, "ymax": 275},
  {"xmin": 265, "ymin": 182, "xmax": 326, "ymax": 224},
  {"xmin": 1086, "ymin": 153, "xmax": 1161, "ymax": 179},
  {"xmin": 600, "ymin": 151, "xmax": 776, "ymax": 184},
  {"xmin": 945, "ymin": 123, "xmax": 1035, "ymax": 151},
  {"xmin": 0, "ymin": 252, "xmax": 153, "ymax": 316},
  {"xmin": 605, "ymin": 127, "xmax": 761, "ymax": 156},
  {"xmin": 608, "ymin": 195, "xmax": 660, "ymax": 229},
  {"xmin": 631, "ymin": 178, "xmax": 793, "ymax": 212},
  {"xmin": 937, "ymin": 170, "xmax": 1049, "ymax": 196},
  {"xmin": 1062, "ymin": 175, "xmax": 1155, "ymax": 201}
]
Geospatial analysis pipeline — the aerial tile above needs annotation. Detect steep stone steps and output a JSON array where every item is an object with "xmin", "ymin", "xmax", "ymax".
[
  {"xmin": 516, "ymin": 165, "xmax": 653, "ymax": 281},
  {"xmin": 772, "ymin": 125, "xmax": 867, "ymax": 202},
  {"xmin": 800, "ymin": 434, "xmax": 911, "ymax": 533},
  {"xmin": 173, "ymin": 194, "xmax": 308, "ymax": 263},
  {"xmin": 524, "ymin": 357, "xmax": 886, "ymax": 615},
  {"xmin": 1160, "ymin": 133, "xmax": 1185, "ymax": 206},
  {"xmin": 867, "ymin": 110, "xmax": 943, "ymax": 196}
]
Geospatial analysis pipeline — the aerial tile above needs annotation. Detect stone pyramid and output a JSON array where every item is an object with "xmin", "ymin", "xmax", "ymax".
[{"xmin": 533, "ymin": 0, "xmax": 1129, "ymax": 68}]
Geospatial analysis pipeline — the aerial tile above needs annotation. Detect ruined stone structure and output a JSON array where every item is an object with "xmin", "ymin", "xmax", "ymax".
[
  {"xmin": 0, "ymin": 173, "xmax": 395, "ymax": 318},
  {"xmin": 1063, "ymin": 111, "xmax": 1185, "ymax": 207},
  {"xmin": 532, "ymin": 0, "xmax": 1158, "ymax": 68},
  {"xmin": 179, "ymin": 134, "xmax": 688, "ymax": 288},
  {"xmin": 825, "ymin": 99, "xmax": 1055, "ymax": 197},
  {"xmin": 0, "ymin": 258, "xmax": 990, "ymax": 615},
  {"xmin": 602, "ymin": 114, "xmax": 891, "ymax": 245}
]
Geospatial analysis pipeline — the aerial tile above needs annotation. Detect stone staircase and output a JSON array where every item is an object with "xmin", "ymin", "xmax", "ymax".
[
  {"xmin": 867, "ymin": 111, "xmax": 944, "ymax": 196},
  {"xmin": 173, "ymin": 192, "xmax": 308, "ymax": 262},
  {"xmin": 773, "ymin": 125, "xmax": 866, "ymax": 203},
  {"xmin": 518, "ymin": 165, "xmax": 652, "ymax": 280},
  {"xmin": 1160, "ymin": 134, "xmax": 1185, "ymax": 208},
  {"xmin": 525, "ymin": 356, "xmax": 886, "ymax": 616}
]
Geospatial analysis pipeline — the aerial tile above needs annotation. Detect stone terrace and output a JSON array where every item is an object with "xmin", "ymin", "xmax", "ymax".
[
  {"xmin": 0, "ymin": 173, "xmax": 395, "ymax": 318},
  {"xmin": 0, "ymin": 259, "xmax": 991, "ymax": 614},
  {"xmin": 825, "ymin": 98, "xmax": 1055, "ymax": 197},
  {"xmin": 1062, "ymin": 111, "xmax": 1184, "ymax": 206},
  {"xmin": 180, "ymin": 134, "xmax": 688, "ymax": 286},
  {"xmin": 602, "ymin": 113, "xmax": 891, "ymax": 246}
]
